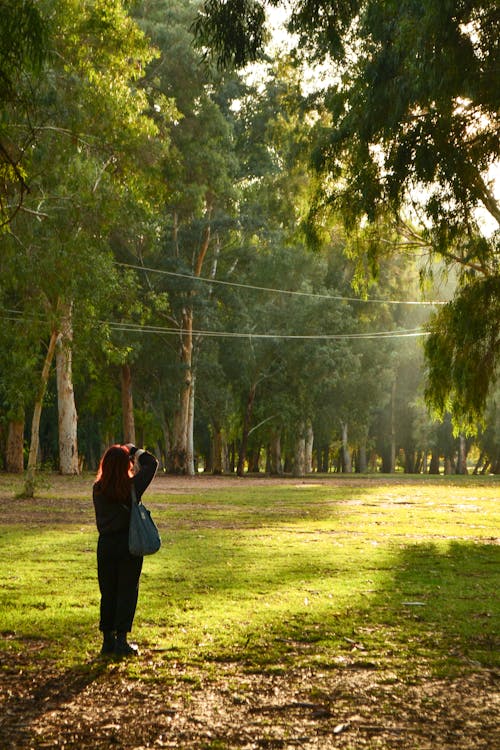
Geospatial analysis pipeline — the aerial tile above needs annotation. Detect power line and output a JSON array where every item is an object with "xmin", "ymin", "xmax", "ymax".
[
  {"xmin": 116, "ymin": 262, "xmax": 445, "ymax": 307},
  {"xmin": 0, "ymin": 309, "xmax": 428, "ymax": 340},
  {"xmin": 105, "ymin": 319, "xmax": 428, "ymax": 340}
]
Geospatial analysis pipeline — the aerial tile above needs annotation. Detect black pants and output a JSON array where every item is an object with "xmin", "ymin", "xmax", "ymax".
[{"xmin": 97, "ymin": 532, "xmax": 143, "ymax": 633}]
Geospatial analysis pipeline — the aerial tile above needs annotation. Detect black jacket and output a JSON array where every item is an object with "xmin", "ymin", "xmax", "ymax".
[{"xmin": 93, "ymin": 450, "xmax": 158, "ymax": 535}]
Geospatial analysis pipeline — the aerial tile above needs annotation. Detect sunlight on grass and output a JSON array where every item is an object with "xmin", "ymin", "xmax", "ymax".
[{"xmin": 0, "ymin": 475, "xmax": 498, "ymax": 680}]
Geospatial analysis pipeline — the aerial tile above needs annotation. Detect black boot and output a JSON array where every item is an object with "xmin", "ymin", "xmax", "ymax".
[
  {"xmin": 100, "ymin": 631, "xmax": 116, "ymax": 656},
  {"xmin": 114, "ymin": 631, "xmax": 139, "ymax": 657}
]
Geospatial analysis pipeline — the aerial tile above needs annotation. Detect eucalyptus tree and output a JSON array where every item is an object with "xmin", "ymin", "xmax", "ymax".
[
  {"xmin": 1, "ymin": 0, "xmax": 168, "ymax": 490},
  {"xmin": 129, "ymin": 0, "xmax": 240, "ymax": 474},
  {"xmin": 195, "ymin": 0, "xmax": 500, "ymax": 429}
]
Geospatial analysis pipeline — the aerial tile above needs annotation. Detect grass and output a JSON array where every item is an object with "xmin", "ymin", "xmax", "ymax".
[{"xmin": 0, "ymin": 473, "xmax": 498, "ymax": 683}]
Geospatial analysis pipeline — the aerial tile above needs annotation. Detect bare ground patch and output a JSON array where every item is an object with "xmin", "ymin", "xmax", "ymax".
[{"xmin": 1, "ymin": 644, "xmax": 498, "ymax": 750}]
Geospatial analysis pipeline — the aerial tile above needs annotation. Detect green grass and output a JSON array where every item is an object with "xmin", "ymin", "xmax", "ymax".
[{"xmin": 0, "ymin": 474, "xmax": 498, "ymax": 682}]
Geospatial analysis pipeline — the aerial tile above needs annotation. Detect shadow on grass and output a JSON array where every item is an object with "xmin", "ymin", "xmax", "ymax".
[
  {"xmin": 144, "ymin": 531, "xmax": 499, "ymax": 677},
  {"xmin": 0, "ymin": 647, "xmax": 112, "ymax": 748},
  {"xmin": 0, "ymin": 488, "xmax": 500, "ymax": 748}
]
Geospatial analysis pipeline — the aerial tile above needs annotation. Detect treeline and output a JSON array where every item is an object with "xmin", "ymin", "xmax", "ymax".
[{"xmin": 0, "ymin": 1, "xmax": 498, "ymax": 485}]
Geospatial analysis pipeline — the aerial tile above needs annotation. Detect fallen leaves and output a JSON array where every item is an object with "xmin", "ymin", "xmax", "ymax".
[{"xmin": 1, "ymin": 647, "xmax": 498, "ymax": 750}]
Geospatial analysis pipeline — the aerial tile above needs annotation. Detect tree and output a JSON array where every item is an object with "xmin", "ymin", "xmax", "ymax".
[
  {"xmin": 132, "ymin": 0, "xmax": 239, "ymax": 474},
  {"xmin": 194, "ymin": 0, "xmax": 500, "ymax": 427},
  {"xmin": 1, "ymin": 0, "xmax": 168, "ymax": 491}
]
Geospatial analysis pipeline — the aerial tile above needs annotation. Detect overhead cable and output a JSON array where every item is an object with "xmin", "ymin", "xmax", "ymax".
[
  {"xmin": 0, "ymin": 310, "xmax": 429, "ymax": 340},
  {"xmin": 116, "ymin": 262, "xmax": 445, "ymax": 307},
  {"xmin": 105, "ymin": 320, "xmax": 429, "ymax": 340}
]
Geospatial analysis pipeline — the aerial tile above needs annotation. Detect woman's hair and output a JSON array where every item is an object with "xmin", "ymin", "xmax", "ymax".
[{"xmin": 95, "ymin": 444, "xmax": 133, "ymax": 502}]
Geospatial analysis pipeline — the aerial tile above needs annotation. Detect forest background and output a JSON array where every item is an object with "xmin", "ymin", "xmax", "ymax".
[{"xmin": 1, "ymin": 0, "xmax": 499, "ymax": 491}]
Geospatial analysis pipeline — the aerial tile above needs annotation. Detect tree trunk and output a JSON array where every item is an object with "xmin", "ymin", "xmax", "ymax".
[
  {"xmin": 121, "ymin": 363, "xmax": 136, "ymax": 444},
  {"xmin": 56, "ymin": 303, "xmax": 79, "ymax": 475},
  {"xmin": 6, "ymin": 416, "xmax": 24, "ymax": 473},
  {"xmin": 357, "ymin": 442, "xmax": 367, "ymax": 473},
  {"xmin": 248, "ymin": 447, "xmax": 261, "ymax": 473},
  {"xmin": 305, "ymin": 420, "xmax": 313, "ymax": 474},
  {"xmin": 340, "ymin": 421, "xmax": 352, "ymax": 473},
  {"xmin": 317, "ymin": 445, "xmax": 329, "ymax": 473},
  {"xmin": 229, "ymin": 441, "xmax": 236, "ymax": 473},
  {"xmin": 170, "ymin": 308, "xmax": 194, "ymax": 474},
  {"xmin": 404, "ymin": 449, "xmax": 416, "ymax": 474},
  {"xmin": 456, "ymin": 435, "xmax": 468, "ymax": 474},
  {"xmin": 186, "ymin": 370, "xmax": 195, "ymax": 475},
  {"xmin": 293, "ymin": 422, "xmax": 306, "ymax": 478},
  {"xmin": 161, "ymin": 412, "xmax": 172, "ymax": 472},
  {"xmin": 170, "ymin": 203, "xmax": 212, "ymax": 474},
  {"xmin": 268, "ymin": 430, "xmax": 282, "ymax": 475},
  {"xmin": 24, "ymin": 330, "xmax": 58, "ymax": 497},
  {"xmin": 389, "ymin": 379, "xmax": 396, "ymax": 473},
  {"xmin": 212, "ymin": 421, "xmax": 224, "ymax": 475},
  {"xmin": 473, "ymin": 451, "xmax": 485, "ymax": 475},
  {"xmin": 429, "ymin": 450, "xmax": 440, "ymax": 474},
  {"xmin": 237, "ymin": 382, "xmax": 257, "ymax": 476}
]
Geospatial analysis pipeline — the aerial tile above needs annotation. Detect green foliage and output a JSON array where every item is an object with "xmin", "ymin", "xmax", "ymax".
[
  {"xmin": 0, "ymin": 0, "xmax": 46, "ymax": 96},
  {"xmin": 0, "ymin": 0, "xmax": 47, "ymax": 224},
  {"xmin": 192, "ymin": 0, "xmax": 268, "ymax": 68},
  {"xmin": 195, "ymin": 0, "xmax": 500, "ymax": 427},
  {"xmin": 424, "ymin": 276, "xmax": 500, "ymax": 431}
]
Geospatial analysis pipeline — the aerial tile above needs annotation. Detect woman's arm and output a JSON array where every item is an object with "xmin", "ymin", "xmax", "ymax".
[{"xmin": 127, "ymin": 445, "xmax": 159, "ymax": 500}]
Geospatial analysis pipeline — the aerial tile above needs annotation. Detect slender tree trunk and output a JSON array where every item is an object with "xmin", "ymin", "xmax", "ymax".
[
  {"xmin": 317, "ymin": 445, "xmax": 329, "ymax": 473},
  {"xmin": 24, "ymin": 330, "xmax": 58, "ymax": 497},
  {"xmin": 186, "ymin": 370, "xmax": 195, "ymax": 475},
  {"xmin": 269, "ymin": 430, "xmax": 282, "ymax": 475},
  {"xmin": 293, "ymin": 423, "xmax": 306, "ymax": 478},
  {"xmin": 56, "ymin": 303, "xmax": 79, "ymax": 475},
  {"xmin": 6, "ymin": 415, "xmax": 25, "ymax": 473},
  {"xmin": 170, "ymin": 202, "xmax": 213, "ymax": 474},
  {"xmin": 212, "ymin": 421, "xmax": 223, "ymax": 475},
  {"xmin": 237, "ymin": 382, "xmax": 257, "ymax": 476},
  {"xmin": 162, "ymin": 416, "xmax": 172, "ymax": 472},
  {"xmin": 221, "ymin": 437, "xmax": 230, "ymax": 473},
  {"xmin": 121, "ymin": 363, "xmax": 136, "ymax": 444},
  {"xmin": 389, "ymin": 379, "xmax": 396, "ymax": 473},
  {"xmin": 305, "ymin": 420, "xmax": 313, "ymax": 474},
  {"xmin": 456, "ymin": 435, "xmax": 468, "ymax": 474},
  {"xmin": 340, "ymin": 421, "xmax": 352, "ymax": 473},
  {"xmin": 170, "ymin": 308, "xmax": 193, "ymax": 473}
]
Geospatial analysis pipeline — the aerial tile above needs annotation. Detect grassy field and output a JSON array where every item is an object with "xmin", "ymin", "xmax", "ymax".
[{"xmin": 0, "ymin": 472, "xmax": 499, "ymax": 748}]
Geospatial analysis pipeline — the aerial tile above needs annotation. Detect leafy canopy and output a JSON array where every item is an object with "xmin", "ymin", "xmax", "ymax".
[{"xmin": 195, "ymin": 0, "xmax": 500, "ymax": 427}]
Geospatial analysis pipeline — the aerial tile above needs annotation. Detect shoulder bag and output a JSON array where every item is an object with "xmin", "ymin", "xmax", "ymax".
[{"xmin": 128, "ymin": 484, "xmax": 161, "ymax": 556}]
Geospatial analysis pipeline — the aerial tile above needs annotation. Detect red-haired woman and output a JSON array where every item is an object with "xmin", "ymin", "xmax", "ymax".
[{"xmin": 93, "ymin": 443, "xmax": 158, "ymax": 657}]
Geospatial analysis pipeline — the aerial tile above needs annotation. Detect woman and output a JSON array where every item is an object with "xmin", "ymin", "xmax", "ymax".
[{"xmin": 93, "ymin": 443, "xmax": 158, "ymax": 657}]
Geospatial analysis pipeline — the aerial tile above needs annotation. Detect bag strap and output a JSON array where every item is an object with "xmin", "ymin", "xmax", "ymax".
[{"xmin": 131, "ymin": 483, "xmax": 138, "ymax": 505}]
